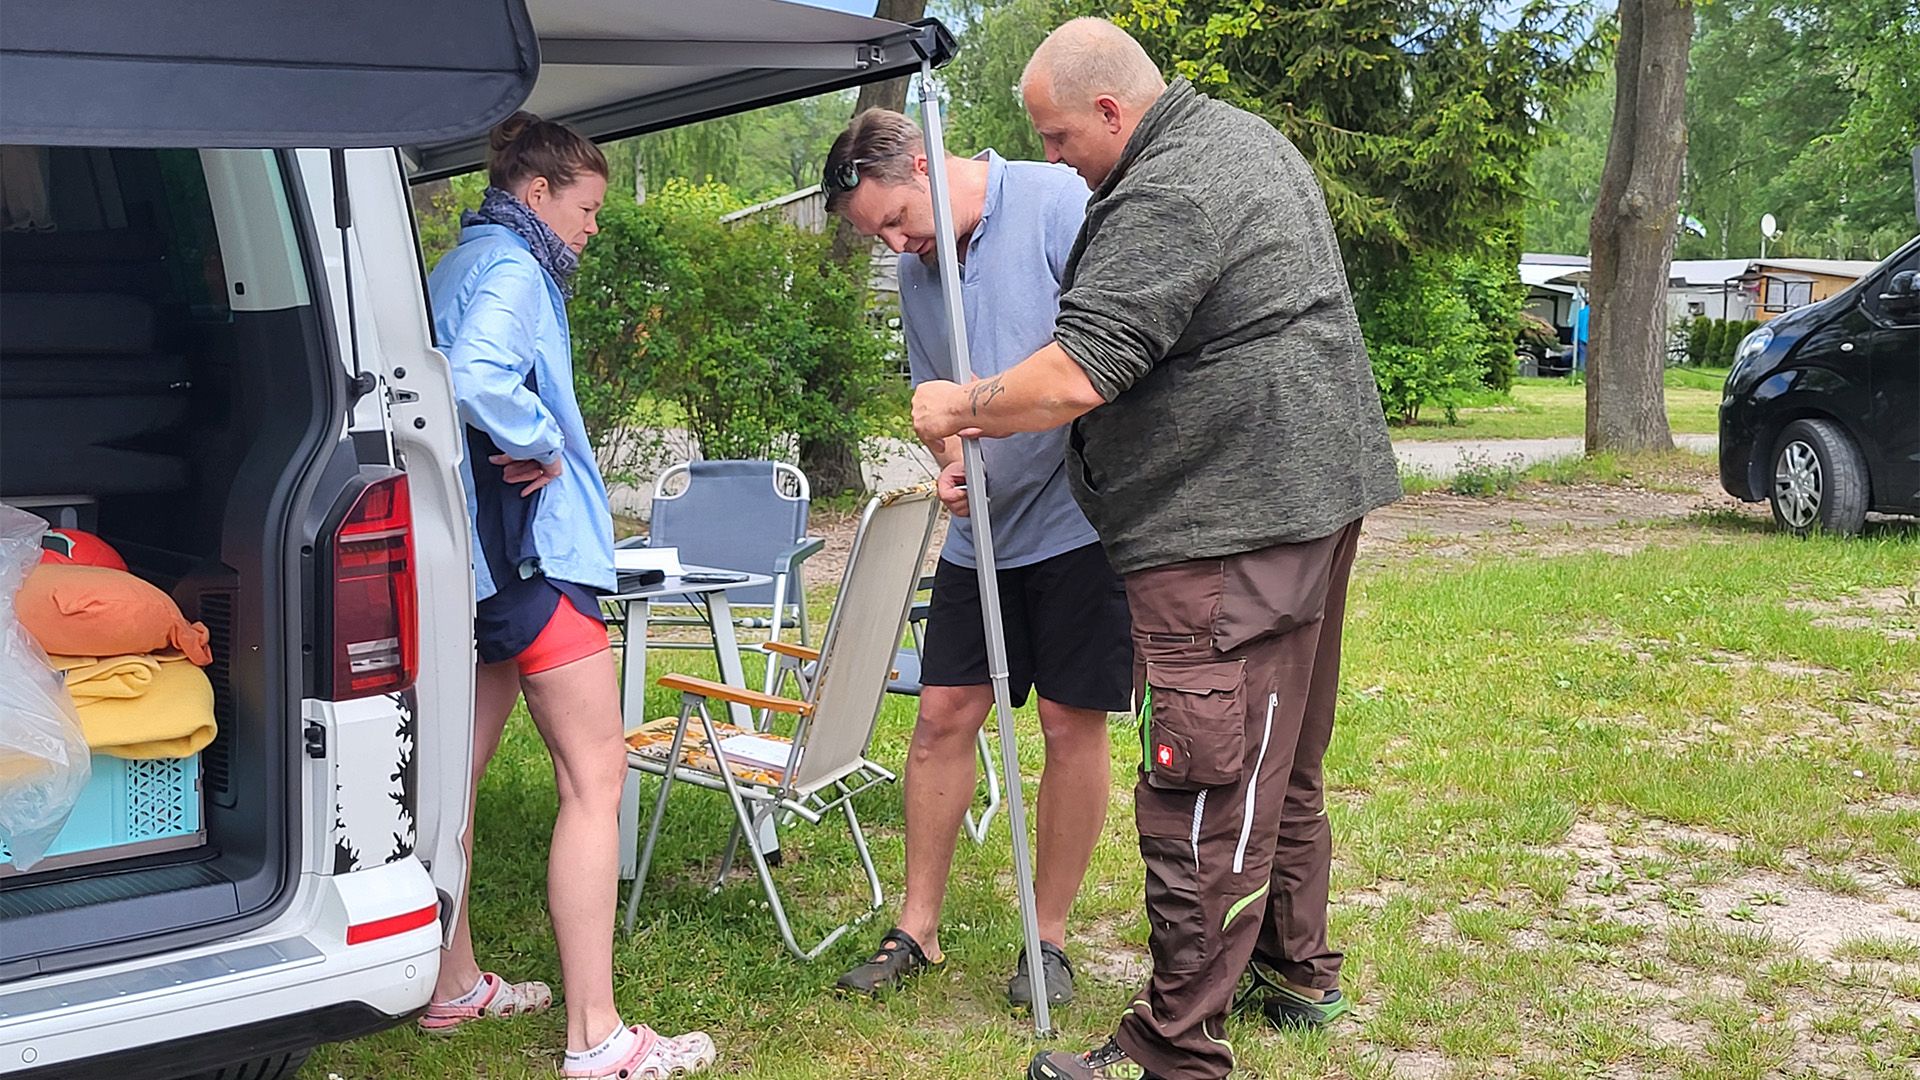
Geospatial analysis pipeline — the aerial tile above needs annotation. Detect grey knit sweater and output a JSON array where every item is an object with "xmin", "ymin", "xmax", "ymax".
[{"xmin": 1054, "ymin": 79, "xmax": 1401, "ymax": 574}]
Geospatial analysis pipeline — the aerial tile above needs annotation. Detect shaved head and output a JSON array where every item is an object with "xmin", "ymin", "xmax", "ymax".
[
  {"xmin": 1020, "ymin": 17, "xmax": 1166, "ymax": 112},
  {"xmin": 1020, "ymin": 18, "xmax": 1167, "ymax": 187}
]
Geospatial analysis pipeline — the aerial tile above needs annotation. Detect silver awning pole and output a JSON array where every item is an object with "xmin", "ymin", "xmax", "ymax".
[{"xmin": 916, "ymin": 63, "xmax": 1052, "ymax": 1038}]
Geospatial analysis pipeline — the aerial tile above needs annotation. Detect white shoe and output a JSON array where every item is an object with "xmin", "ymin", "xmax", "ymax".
[{"xmin": 561, "ymin": 1025, "xmax": 717, "ymax": 1079}]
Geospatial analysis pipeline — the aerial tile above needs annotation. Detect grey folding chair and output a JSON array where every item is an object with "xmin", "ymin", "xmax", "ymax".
[
  {"xmin": 764, "ymin": 575, "xmax": 1002, "ymax": 845},
  {"xmin": 639, "ymin": 460, "xmax": 824, "ymax": 657},
  {"xmin": 623, "ymin": 485, "xmax": 940, "ymax": 961}
]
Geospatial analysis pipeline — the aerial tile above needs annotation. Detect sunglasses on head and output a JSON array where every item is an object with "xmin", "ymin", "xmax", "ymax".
[{"xmin": 825, "ymin": 156, "xmax": 892, "ymax": 195}]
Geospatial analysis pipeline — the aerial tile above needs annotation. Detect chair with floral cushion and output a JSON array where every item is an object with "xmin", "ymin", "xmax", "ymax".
[{"xmin": 621, "ymin": 484, "xmax": 940, "ymax": 960}]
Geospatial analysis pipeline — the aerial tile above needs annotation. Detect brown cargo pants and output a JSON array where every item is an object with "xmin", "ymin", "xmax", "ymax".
[{"xmin": 1112, "ymin": 520, "xmax": 1363, "ymax": 1080}]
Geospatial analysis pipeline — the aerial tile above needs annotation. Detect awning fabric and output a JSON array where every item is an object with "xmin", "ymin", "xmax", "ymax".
[{"xmin": 0, "ymin": 0, "xmax": 954, "ymax": 173}]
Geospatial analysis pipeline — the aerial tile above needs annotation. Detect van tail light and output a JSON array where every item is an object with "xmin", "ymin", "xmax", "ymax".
[{"xmin": 328, "ymin": 474, "xmax": 418, "ymax": 699}]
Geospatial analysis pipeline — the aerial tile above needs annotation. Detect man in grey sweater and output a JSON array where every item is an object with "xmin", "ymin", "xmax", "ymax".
[{"xmin": 910, "ymin": 17, "xmax": 1400, "ymax": 1080}]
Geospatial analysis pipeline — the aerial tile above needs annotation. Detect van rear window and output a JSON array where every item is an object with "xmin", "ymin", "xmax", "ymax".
[{"xmin": 0, "ymin": 146, "xmax": 228, "ymax": 320}]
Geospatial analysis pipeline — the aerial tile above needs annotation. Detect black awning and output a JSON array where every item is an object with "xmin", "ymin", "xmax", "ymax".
[
  {"xmin": 0, "ymin": 0, "xmax": 540, "ymax": 149},
  {"xmin": 407, "ymin": 2, "xmax": 954, "ymax": 180},
  {"xmin": 0, "ymin": 0, "xmax": 954, "ymax": 170}
]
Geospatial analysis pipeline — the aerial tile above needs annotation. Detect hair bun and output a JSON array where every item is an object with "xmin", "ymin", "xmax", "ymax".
[
  {"xmin": 484, "ymin": 111, "xmax": 607, "ymax": 193},
  {"xmin": 489, "ymin": 111, "xmax": 540, "ymax": 153}
]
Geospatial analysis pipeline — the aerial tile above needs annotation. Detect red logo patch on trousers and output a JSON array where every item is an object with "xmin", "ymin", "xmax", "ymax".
[{"xmin": 1155, "ymin": 743, "xmax": 1174, "ymax": 768}]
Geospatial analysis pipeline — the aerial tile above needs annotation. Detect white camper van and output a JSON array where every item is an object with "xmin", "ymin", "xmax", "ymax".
[{"xmin": 0, "ymin": 3, "xmax": 952, "ymax": 1076}]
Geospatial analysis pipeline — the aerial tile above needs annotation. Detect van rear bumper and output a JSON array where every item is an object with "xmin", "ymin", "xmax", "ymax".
[{"xmin": 0, "ymin": 860, "xmax": 439, "ymax": 1077}]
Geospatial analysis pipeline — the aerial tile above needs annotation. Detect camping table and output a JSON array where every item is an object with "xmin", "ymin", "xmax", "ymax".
[{"xmin": 605, "ymin": 565, "xmax": 774, "ymax": 879}]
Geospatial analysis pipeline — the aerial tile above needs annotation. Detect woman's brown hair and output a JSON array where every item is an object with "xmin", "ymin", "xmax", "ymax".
[{"xmin": 486, "ymin": 110, "xmax": 609, "ymax": 193}]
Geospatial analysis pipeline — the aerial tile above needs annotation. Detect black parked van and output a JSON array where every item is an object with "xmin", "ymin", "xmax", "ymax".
[{"xmin": 1719, "ymin": 235, "xmax": 1920, "ymax": 535}]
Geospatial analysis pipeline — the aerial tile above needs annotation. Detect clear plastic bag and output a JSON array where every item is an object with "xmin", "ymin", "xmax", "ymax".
[{"xmin": 0, "ymin": 504, "xmax": 90, "ymax": 869}]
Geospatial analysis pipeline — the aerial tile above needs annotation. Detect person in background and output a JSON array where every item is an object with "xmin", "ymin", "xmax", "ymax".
[
  {"xmin": 424, "ymin": 110, "xmax": 716, "ymax": 1080},
  {"xmin": 911, "ymin": 19, "xmax": 1401, "ymax": 1080},
  {"xmin": 821, "ymin": 108, "xmax": 1133, "ymax": 1011}
]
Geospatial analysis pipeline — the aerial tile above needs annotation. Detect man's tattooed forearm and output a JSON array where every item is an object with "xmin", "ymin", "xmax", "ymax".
[{"xmin": 969, "ymin": 377, "xmax": 1007, "ymax": 417}]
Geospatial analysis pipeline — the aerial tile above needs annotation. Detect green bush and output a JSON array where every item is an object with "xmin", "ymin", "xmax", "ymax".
[
  {"xmin": 1357, "ymin": 254, "xmax": 1486, "ymax": 425},
  {"xmin": 1686, "ymin": 317, "xmax": 1712, "ymax": 366},
  {"xmin": 1446, "ymin": 451, "xmax": 1524, "ymax": 496},
  {"xmin": 1448, "ymin": 254, "xmax": 1525, "ymax": 392},
  {"xmin": 414, "ymin": 174, "xmax": 489, "ymax": 271},
  {"xmin": 571, "ymin": 180, "xmax": 891, "ymax": 483},
  {"xmin": 1712, "ymin": 319, "xmax": 1743, "ymax": 365}
]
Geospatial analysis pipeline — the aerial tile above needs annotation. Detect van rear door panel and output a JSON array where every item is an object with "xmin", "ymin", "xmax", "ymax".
[{"xmin": 294, "ymin": 149, "xmax": 473, "ymax": 930}]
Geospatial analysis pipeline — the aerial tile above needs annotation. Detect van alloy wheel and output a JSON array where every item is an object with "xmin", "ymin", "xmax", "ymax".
[
  {"xmin": 1767, "ymin": 418, "xmax": 1869, "ymax": 537},
  {"xmin": 1773, "ymin": 439, "xmax": 1823, "ymax": 530}
]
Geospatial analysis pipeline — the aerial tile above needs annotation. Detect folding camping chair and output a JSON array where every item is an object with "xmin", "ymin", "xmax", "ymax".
[
  {"xmin": 623, "ymin": 484, "xmax": 940, "ymax": 960},
  {"xmin": 636, "ymin": 460, "xmax": 824, "ymax": 659},
  {"xmin": 764, "ymin": 575, "xmax": 1002, "ymax": 845}
]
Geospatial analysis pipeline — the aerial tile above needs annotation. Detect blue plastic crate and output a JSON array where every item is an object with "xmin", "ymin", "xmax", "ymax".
[{"xmin": 0, "ymin": 753, "xmax": 203, "ymax": 869}]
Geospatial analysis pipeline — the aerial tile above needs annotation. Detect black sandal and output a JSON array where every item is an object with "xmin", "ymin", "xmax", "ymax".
[
  {"xmin": 1007, "ymin": 941, "xmax": 1075, "ymax": 1007},
  {"xmin": 833, "ymin": 928, "xmax": 939, "ymax": 997}
]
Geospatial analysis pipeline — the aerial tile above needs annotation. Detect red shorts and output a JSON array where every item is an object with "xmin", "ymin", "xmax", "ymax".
[{"xmin": 515, "ymin": 591, "xmax": 611, "ymax": 676}]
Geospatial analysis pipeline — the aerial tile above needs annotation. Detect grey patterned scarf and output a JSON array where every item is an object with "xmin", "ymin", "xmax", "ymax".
[{"xmin": 463, "ymin": 186, "xmax": 580, "ymax": 297}]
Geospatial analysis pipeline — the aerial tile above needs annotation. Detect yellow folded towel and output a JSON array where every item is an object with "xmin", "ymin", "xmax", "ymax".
[{"xmin": 50, "ymin": 651, "xmax": 217, "ymax": 760}]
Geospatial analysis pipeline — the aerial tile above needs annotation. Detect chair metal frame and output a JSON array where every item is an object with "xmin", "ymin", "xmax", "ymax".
[{"xmin": 622, "ymin": 486, "xmax": 940, "ymax": 961}]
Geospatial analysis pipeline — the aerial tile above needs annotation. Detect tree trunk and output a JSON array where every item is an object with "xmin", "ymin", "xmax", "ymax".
[
  {"xmin": 1585, "ymin": 0, "xmax": 1689, "ymax": 454},
  {"xmin": 801, "ymin": 0, "xmax": 929, "ymax": 497}
]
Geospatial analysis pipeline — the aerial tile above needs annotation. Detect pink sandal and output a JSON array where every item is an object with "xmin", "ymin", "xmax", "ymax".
[
  {"xmin": 560, "ymin": 1025, "xmax": 717, "ymax": 1079},
  {"xmin": 418, "ymin": 972, "xmax": 554, "ymax": 1032}
]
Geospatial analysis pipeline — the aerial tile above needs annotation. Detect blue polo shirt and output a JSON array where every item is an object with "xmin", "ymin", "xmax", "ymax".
[{"xmin": 899, "ymin": 151, "xmax": 1098, "ymax": 569}]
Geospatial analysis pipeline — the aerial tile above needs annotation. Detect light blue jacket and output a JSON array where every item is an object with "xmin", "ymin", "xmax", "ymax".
[{"xmin": 428, "ymin": 224, "xmax": 615, "ymax": 601}]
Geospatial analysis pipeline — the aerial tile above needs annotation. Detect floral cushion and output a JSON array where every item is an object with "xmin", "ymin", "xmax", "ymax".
[{"xmin": 626, "ymin": 717, "xmax": 786, "ymax": 788}]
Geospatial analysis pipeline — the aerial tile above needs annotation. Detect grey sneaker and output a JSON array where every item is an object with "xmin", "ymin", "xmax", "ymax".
[
  {"xmin": 1028, "ymin": 1038, "xmax": 1160, "ymax": 1080},
  {"xmin": 1007, "ymin": 941, "xmax": 1074, "ymax": 1007}
]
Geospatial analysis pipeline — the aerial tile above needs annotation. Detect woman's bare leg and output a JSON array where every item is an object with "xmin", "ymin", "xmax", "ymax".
[{"xmin": 521, "ymin": 648, "xmax": 630, "ymax": 1052}]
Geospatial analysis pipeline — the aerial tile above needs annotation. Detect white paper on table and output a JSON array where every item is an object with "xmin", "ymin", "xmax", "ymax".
[
  {"xmin": 614, "ymin": 546, "xmax": 685, "ymax": 576},
  {"xmin": 716, "ymin": 734, "xmax": 792, "ymax": 779}
]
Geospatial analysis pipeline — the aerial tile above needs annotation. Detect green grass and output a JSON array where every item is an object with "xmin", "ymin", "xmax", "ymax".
[
  {"xmin": 310, "ymin": 502, "xmax": 1919, "ymax": 1079},
  {"xmin": 1833, "ymin": 935, "xmax": 1920, "ymax": 965},
  {"xmin": 1398, "ymin": 450, "xmax": 1709, "ymax": 500},
  {"xmin": 1390, "ymin": 367, "xmax": 1728, "ymax": 441}
]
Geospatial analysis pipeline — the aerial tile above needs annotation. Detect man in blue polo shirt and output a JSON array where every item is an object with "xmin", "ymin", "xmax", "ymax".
[{"xmin": 821, "ymin": 108, "xmax": 1132, "ymax": 1010}]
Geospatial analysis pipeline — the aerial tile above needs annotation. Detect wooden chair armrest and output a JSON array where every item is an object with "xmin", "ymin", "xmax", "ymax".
[
  {"xmin": 657, "ymin": 672, "xmax": 812, "ymax": 715},
  {"xmin": 761, "ymin": 640, "xmax": 821, "ymax": 663}
]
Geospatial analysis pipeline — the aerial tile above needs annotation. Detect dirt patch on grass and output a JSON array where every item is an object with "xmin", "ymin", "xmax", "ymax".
[
  {"xmin": 1689, "ymin": 871, "xmax": 1920, "ymax": 965},
  {"xmin": 1073, "ymin": 913, "xmax": 1149, "ymax": 989},
  {"xmin": 1536, "ymin": 814, "xmax": 1920, "ymax": 1073},
  {"xmin": 1787, "ymin": 578, "xmax": 1920, "ymax": 642},
  {"xmin": 1366, "ymin": 1046, "xmax": 1454, "ymax": 1078},
  {"xmin": 1692, "ymin": 648, "xmax": 1838, "ymax": 679},
  {"xmin": 1359, "ymin": 466, "xmax": 1759, "ymax": 565}
]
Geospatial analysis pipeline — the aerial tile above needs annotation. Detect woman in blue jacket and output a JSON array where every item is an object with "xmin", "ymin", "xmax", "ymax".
[{"xmin": 422, "ymin": 112, "xmax": 715, "ymax": 1079}]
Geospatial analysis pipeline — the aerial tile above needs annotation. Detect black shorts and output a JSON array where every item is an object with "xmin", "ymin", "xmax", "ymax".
[{"xmin": 920, "ymin": 541, "xmax": 1133, "ymax": 713}]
